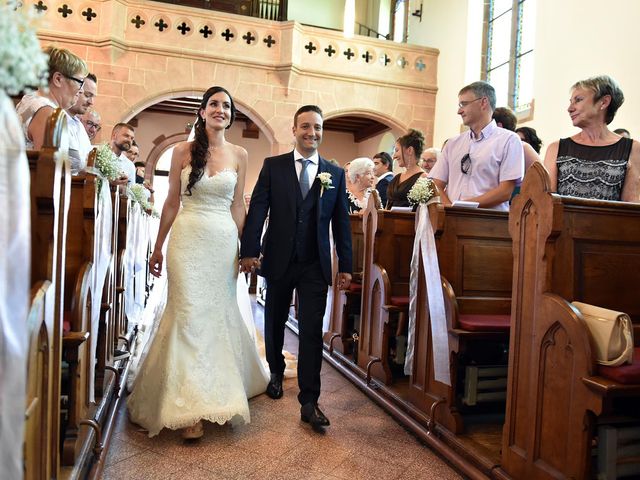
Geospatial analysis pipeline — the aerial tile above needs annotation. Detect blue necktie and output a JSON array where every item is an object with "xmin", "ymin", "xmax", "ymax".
[{"xmin": 298, "ymin": 158, "xmax": 312, "ymax": 199}]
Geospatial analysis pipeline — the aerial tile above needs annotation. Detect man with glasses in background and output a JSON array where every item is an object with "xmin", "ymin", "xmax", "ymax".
[
  {"xmin": 67, "ymin": 73, "xmax": 97, "ymax": 174},
  {"xmin": 429, "ymin": 81, "xmax": 523, "ymax": 211},
  {"xmin": 80, "ymin": 109, "xmax": 102, "ymax": 142}
]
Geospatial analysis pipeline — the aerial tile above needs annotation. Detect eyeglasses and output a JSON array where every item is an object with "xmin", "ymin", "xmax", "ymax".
[
  {"xmin": 63, "ymin": 73, "xmax": 85, "ymax": 90},
  {"xmin": 85, "ymin": 120, "xmax": 101, "ymax": 131},
  {"xmin": 458, "ymin": 97, "xmax": 482, "ymax": 109},
  {"xmin": 460, "ymin": 153, "xmax": 471, "ymax": 174}
]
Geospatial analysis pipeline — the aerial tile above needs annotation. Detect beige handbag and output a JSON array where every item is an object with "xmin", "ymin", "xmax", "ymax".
[{"xmin": 572, "ymin": 302, "xmax": 634, "ymax": 367}]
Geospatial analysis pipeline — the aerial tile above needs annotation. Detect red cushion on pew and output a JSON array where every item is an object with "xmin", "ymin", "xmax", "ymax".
[
  {"xmin": 390, "ymin": 296, "xmax": 410, "ymax": 307},
  {"xmin": 349, "ymin": 282, "xmax": 362, "ymax": 293},
  {"xmin": 458, "ymin": 314, "xmax": 510, "ymax": 332},
  {"xmin": 598, "ymin": 348, "xmax": 640, "ymax": 385},
  {"xmin": 63, "ymin": 312, "xmax": 71, "ymax": 333}
]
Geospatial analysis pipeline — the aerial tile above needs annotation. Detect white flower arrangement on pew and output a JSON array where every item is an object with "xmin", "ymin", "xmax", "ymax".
[
  {"xmin": 127, "ymin": 184, "xmax": 159, "ymax": 218},
  {"xmin": 0, "ymin": 2, "xmax": 48, "ymax": 95},
  {"xmin": 94, "ymin": 143, "xmax": 122, "ymax": 191},
  {"xmin": 407, "ymin": 177, "xmax": 437, "ymax": 206}
]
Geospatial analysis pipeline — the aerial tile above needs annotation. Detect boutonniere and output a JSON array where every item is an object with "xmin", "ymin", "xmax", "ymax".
[{"xmin": 318, "ymin": 172, "xmax": 334, "ymax": 197}]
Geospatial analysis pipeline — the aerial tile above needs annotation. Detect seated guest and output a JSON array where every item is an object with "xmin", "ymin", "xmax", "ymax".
[
  {"xmin": 544, "ymin": 75, "xmax": 640, "ymax": 202},
  {"xmin": 493, "ymin": 107, "xmax": 540, "ymax": 170},
  {"xmin": 66, "ymin": 73, "xmax": 97, "ymax": 174},
  {"xmin": 373, "ymin": 151, "xmax": 393, "ymax": 206},
  {"xmin": 80, "ymin": 109, "xmax": 102, "ymax": 142},
  {"xmin": 515, "ymin": 126, "xmax": 542, "ymax": 154},
  {"xmin": 347, "ymin": 157, "xmax": 382, "ymax": 214},
  {"xmin": 386, "ymin": 129, "xmax": 427, "ymax": 208},
  {"xmin": 16, "ymin": 46, "xmax": 88, "ymax": 150},
  {"xmin": 420, "ymin": 147, "xmax": 440, "ymax": 174},
  {"xmin": 110, "ymin": 123, "xmax": 137, "ymax": 186},
  {"xmin": 613, "ymin": 127, "xmax": 631, "ymax": 139},
  {"xmin": 124, "ymin": 140, "xmax": 145, "ymax": 183},
  {"xmin": 430, "ymin": 81, "xmax": 524, "ymax": 210}
]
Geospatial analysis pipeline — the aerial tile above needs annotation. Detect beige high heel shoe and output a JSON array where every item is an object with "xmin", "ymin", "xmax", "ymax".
[{"xmin": 181, "ymin": 421, "xmax": 204, "ymax": 440}]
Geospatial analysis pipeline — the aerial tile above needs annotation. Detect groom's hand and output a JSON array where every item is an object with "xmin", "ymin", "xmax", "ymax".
[
  {"xmin": 240, "ymin": 257, "xmax": 260, "ymax": 273},
  {"xmin": 337, "ymin": 272, "xmax": 352, "ymax": 290}
]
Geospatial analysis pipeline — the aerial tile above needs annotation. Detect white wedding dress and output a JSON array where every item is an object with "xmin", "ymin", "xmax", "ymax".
[{"xmin": 127, "ymin": 167, "xmax": 269, "ymax": 437}]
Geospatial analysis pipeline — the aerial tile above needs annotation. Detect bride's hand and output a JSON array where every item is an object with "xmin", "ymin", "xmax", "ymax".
[{"xmin": 149, "ymin": 250, "xmax": 164, "ymax": 277}]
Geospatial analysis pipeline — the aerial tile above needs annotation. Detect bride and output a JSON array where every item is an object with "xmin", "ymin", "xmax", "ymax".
[{"xmin": 127, "ymin": 86, "xmax": 269, "ymax": 439}]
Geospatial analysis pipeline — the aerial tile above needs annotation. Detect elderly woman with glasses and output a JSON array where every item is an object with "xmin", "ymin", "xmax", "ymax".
[
  {"xmin": 16, "ymin": 46, "xmax": 88, "ymax": 149},
  {"xmin": 544, "ymin": 75, "xmax": 640, "ymax": 202},
  {"xmin": 346, "ymin": 157, "xmax": 382, "ymax": 214}
]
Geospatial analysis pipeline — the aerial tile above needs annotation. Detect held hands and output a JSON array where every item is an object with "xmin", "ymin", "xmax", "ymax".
[
  {"xmin": 239, "ymin": 257, "xmax": 261, "ymax": 273},
  {"xmin": 149, "ymin": 249, "xmax": 164, "ymax": 277},
  {"xmin": 337, "ymin": 272, "xmax": 352, "ymax": 290}
]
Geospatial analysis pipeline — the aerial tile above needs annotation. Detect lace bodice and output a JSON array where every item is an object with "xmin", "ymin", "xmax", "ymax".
[{"xmin": 181, "ymin": 166, "xmax": 237, "ymax": 212}]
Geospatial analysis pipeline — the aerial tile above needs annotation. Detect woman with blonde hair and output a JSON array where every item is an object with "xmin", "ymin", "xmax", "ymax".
[
  {"xmin": 386, "ymin": 129, "xmax": 427, "ymax": 208},
  {"xmin": 544, "ymin": 75, "xmax": 640, "ymax": 201},
  {"xmin": 16, "ymin": 46, "xmax": 88, "ymax": 150}
]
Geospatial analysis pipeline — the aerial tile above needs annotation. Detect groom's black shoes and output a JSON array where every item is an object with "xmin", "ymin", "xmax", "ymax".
[
  {"xmin": 266, "ymin": 373, "xmax": 284, "ymax": 399},
  {"xmin": 300, "ymin": 403, "xmax": 330, "ymax": 430}
]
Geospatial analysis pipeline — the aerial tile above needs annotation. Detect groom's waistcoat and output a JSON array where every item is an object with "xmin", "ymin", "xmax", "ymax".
[{"xmin": 293, "ymin": 181, "xmax": 320, "ymax": 263}]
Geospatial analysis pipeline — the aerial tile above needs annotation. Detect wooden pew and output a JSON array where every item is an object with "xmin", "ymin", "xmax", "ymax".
[
  {"xmin": 500, "ymin": 162, "xmax": 640, "ymax": 480},
  {"xmin": 408, "ymin": 205, "xmax": 512, "ymax": 435},
  {"xmin": 323, "ymin": 214, "xmax": 364, "ymax": 356},
  {"xmin": 25, "ymin": 108, "xmax": 70, "ymax": 480},
  {"xmin": 358, "ymin": 202, "xmax": 416, "ymax": 385}
]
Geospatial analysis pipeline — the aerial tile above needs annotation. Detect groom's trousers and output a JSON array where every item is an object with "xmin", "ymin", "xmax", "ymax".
[{"xmin": 264, "ymin": 259, "xmax": 328, "ymax": 406}]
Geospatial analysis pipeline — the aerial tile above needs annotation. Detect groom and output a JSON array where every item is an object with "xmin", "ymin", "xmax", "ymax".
[{"xmin": 240, "ymin": 105, "xmax": 352, "ymax": 431}]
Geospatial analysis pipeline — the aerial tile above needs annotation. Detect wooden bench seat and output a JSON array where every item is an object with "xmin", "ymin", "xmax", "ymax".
[{"xmin": 500, "ymin": 162, "xmax": 640, "ymax": 480}]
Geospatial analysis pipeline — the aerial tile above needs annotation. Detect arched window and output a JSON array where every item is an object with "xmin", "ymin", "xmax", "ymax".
[{"xmin": 482, "ymin": 0, "xmax": 536, "ymax": 117}]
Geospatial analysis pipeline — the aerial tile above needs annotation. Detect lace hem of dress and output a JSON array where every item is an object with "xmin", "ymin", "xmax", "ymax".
[{"xmin": 130, "ymin": 409, "xmax": 250, "ymax": 438}]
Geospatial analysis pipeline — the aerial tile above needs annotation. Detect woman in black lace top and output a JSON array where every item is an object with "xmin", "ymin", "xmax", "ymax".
[{"xmin": 544, "ymin": 75, "xmax": 640, "ymax": 202}]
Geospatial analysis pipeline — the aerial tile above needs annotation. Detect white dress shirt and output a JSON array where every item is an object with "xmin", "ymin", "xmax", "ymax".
[
  {"xmin": 117, "ymin": 153, "xmax": 136, "ymax": 187},
  {"xmin": 293, "ymin": 149, "xmax": 319, "ymax": 188}
]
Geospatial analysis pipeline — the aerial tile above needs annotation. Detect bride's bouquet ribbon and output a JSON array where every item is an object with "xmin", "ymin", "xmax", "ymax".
[{"xmin": 404, "ymin": 199, "xmax": 451, "ymax": 386}]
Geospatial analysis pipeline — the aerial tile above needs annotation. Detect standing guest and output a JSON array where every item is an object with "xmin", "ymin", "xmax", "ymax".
[
  {"xmin": 16, "ymin": 46, "xmax": 87, "ymax": 150},
  {"xmin": 515, "ymin": 126, "xmax": 543, "ymax": 154},
  {"xmin": 240, "ymin": 105, "xmax": 352, "ymax": 432},
  {"xmin": 373, "ymin": 152, "xmax": 394, "ymax": 206},
  {"xmin": 81, "ymin": 109, "xmax": 102, "ymax": 142},
  {"xmin": 430, "ymin": 81, "xmax": 524, "ymax": 210},
  {"xmin": 128, "ymin": 86, "xmax": 268, "ymax": 440},
  {"xmin": 110, "ymin": 123, "xmax": 136, "ymax": 186},
  {"xmin": 420, "ymin": 147, "xmax": 440, "ymax": 174},
  {"xmin": 66, "ymin": 73, "xmax": 97, "ymax": 173},
  {"xmin": 493, "ymin": 107, "xmax": 540, "ymax": 170},
  {"xmin": 613, "ymin": 128, "xmax": 631, "ymax": 139},
  {"xmin": 544, "ymin": 75, "xmax": 640, "ymax": 202},
  {"xmin": 386, "ymin": 129, "xmax": 427, "ymax": 209},
  {"xmin": 346, "ymin": 157, "xmax": 382, "ymax": 214}
]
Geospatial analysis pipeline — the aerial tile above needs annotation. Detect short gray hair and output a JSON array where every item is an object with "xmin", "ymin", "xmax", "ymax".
[
  {"xmin": 348, "ymin": 157, "xmax": 374, "ymax": 184},
  {"xmin": 459, "ymin": 81, "xmax": 496, "ymax": 111},
  {"xmin": 422, "ymin": 147, "xmax": 441, "ymax": 161}
]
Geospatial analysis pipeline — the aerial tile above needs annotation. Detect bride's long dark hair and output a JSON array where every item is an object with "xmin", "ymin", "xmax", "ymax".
[{"xmin": 186, "ymin": 86, "xmax": 237, "ymax": 196}]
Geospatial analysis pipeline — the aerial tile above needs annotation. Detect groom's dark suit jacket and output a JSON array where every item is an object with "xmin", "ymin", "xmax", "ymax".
[{"xmin": 241, "ymin": 152, "xmax": 352, "ymax": 284}]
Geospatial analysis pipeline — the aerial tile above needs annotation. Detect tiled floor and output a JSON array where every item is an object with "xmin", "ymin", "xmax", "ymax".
[{"xmin": 103, "ymin": 312, "xmax": 464, "ymax": 479}]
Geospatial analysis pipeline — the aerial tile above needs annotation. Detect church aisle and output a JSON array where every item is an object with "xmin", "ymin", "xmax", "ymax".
[{"xmin": 103, "ymin": 328, "xmax": 463, "ymax": 480}]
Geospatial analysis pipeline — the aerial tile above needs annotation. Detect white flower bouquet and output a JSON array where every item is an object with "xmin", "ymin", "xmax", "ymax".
[
  {"xmin": 95, "ymin": 143, "xmax": 121, "ymax": 180},
  {"xmin": 318, "ymin": 172, "xmax": 334, "ymax": 197},
  {"xmin": 0, "ymin": 2, "xmax": 48, "ymax": 95},
  {"xmin": 407, "ymin": 177, "xmax": 437, "ymax": 206},
  {"xmin": 128, "ymin": 183, "xmax": 159, "ymax": 217}
]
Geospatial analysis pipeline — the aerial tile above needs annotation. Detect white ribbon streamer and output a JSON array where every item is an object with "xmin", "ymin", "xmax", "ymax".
[
  {"xmin": 0, "ymin": 91, "xmax": 30, "ymax": 480},
  {"xmin": 88, "ymin": 178, "xmax": 112, "ymax": 402},
  {"xmin": 404, "ymin": 201, "xmax": 450, "ymax": 386}
]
